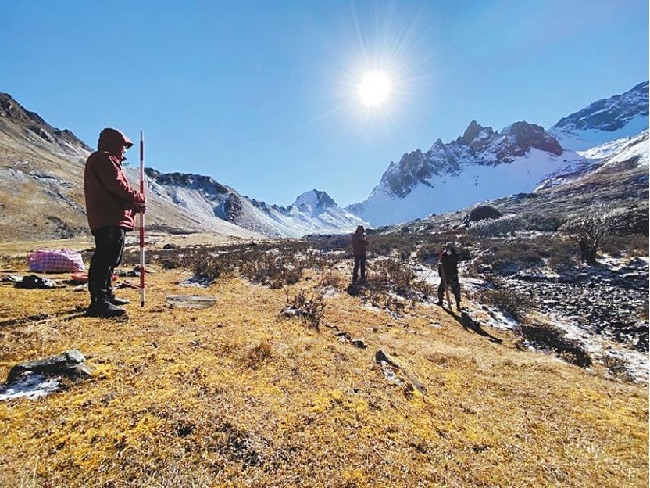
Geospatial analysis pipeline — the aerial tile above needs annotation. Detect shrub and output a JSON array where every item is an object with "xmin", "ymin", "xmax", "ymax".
[
  {"xmin": 470, "ymin": 236, "xmax": 578, "ymax": 276},
  {"xmin": 560, "ymin": 205, "xmax": 618, "ymax": 264},
  {"xmin": 468, "ymin": 212, "xmax": 567, "ymax": 237},
  {"xmin": 282, "ymin": 289, "xmax": 327, "ymax": 330},
  {"xmin": 478, "ymin": 287, "xmax": 533, "ymax": 321},
  {"xmin": 244, "ymin": 340, "xmax": 272, "ymax": 369},
  {"xmin": 600, "ymin": 234, "xmax": 649, "ymax": 258},
  {"xmin": 517, "ymin": 322, "xmax": 592, "ymax": 368},
  {"xmin": 468, "ymin": 215, "xmax": 525, "ymax": 237}
]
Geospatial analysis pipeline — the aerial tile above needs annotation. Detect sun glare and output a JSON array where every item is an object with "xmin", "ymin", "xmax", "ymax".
[{"xmin": 358, "ymin": 71, "xmax": 392, "ymax": 107}]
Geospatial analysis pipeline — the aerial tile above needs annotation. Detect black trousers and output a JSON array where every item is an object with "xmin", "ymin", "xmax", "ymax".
[
  {"xmin": 88, "ymin": 226, "xmax": 126, "ymax": 300},
  {"xmin": 438, "ymin": 273, "xmax": 461, "ymax": 304}
]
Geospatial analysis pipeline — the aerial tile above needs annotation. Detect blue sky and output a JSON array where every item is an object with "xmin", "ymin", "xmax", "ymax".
[{"xmin": 3, "ymin": 0, "xmax": 648, "ymax": 206}]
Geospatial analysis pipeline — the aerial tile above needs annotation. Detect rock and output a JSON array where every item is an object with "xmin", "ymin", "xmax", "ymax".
[
  {"xmin": 351, "ymin": 339, "xmax": 367, "ymax": 349},
  {"xmin": 7, "ymin": 349, "xmax": 92, "ymax": 383},
  {"xmin": 375, "ymin": 349, "xmax": 400, "ymax": 369},
  {"xmin": 468, "ymin": 205, "xmax": 502, "ymax": 222}
]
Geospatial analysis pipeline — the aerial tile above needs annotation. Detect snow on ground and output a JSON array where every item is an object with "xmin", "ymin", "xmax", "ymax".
[
  {"xmin": 0, "ymin": 374, "xmax": 61, "ymax": 401},
  {"xmin": 414, "ymin": 260, "xmax": 648, "ymax": 383}
]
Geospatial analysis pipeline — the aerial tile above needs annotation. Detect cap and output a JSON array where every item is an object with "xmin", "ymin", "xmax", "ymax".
[{"xmin": 99, "ymin": 127, "xmax": 133, "ymax": 149}]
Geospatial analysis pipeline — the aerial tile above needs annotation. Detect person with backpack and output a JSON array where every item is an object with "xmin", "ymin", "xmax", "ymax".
[
  {"xmin": 438, "ymin": 241, "xmax": 462, "ymax": 311},
  {"xmin": 351, "ymin": 225, "xmax": 369, "ymax": 284},
  {"xmin": 84, "ymin": 128, "xmax": 146, "ymax": 318}
]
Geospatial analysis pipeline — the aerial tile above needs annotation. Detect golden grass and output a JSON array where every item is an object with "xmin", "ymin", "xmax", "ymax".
[{"xmin": 0, "ymin": 262, "xmax": 647, "ymax": 487}]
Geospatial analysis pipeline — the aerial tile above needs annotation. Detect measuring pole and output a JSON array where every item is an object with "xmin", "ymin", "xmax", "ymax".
[{"xmin": 139, "ymin": 131, "xmax": 146, "ymax": 307}]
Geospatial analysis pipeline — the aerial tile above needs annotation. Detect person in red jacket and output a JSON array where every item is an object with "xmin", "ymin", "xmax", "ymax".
[
  {"xmin": 84, "ymin": 128, "xmax": 145, "ymax": 317},
  {"xmin": 351, "ymin": 225, "xmax": 369, "ymax": 284}
]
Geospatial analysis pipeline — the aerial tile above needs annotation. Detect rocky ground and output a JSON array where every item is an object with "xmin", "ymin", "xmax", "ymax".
[{"xmin": 458, "ymin": 255, "xmax": 649, "ymax": 382}]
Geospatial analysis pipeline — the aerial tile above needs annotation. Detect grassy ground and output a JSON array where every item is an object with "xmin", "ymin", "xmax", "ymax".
[{"xmin": 0, "ymin": 252, "xmax": 647, "ymax": 487}]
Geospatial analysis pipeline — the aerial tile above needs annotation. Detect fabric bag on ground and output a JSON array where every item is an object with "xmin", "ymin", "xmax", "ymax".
[{"xmin": 28, "ymin": 249, "xmax": 85, "ymax": 273}]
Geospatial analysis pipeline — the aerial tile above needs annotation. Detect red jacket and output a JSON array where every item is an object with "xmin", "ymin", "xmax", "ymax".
[
  {"xmin": 84, "ymin": 128, "xmax": 144, "ymax": 231},
  {"xmin": 351, "ymin": 229, "xmax": 368, "ymax": 257}
]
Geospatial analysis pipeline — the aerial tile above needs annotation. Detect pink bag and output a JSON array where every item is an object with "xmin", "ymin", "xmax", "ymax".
[{"xmin": 28, "ymin": 249, "xmax": 85, "ymax": 273}]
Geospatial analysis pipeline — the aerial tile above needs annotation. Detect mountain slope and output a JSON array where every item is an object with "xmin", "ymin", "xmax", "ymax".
[
  {"xmin": 0, "ymin": 95, "xmax": 259, "ymax": 242},
  {"xmin": 549, "ymin": 81, "xmax": 649, "ymax": 151},
  {"xmin": 145, "ymin": 170, "xmax": 367, "ymax": 238},
  {"xmin": 0, "ymin": 93, "xmax": 92, "ymax": 241}
]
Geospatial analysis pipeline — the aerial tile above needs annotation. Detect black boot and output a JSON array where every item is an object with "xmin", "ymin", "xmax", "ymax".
[
  {"xmin": 86, "ymin": 282, "xmax": 99, "ymax": 313},
  {"xmin": 87, "ymin": 286, "xmax": 126, "ymax": 318},
  {"xmin": 108, "ymin": 287, "xmax": 130, "ymax": 306}
]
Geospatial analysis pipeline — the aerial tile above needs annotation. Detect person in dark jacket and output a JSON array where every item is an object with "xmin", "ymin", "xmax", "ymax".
[
  {"xmin": 84, "ymin": 128, "xmax": 145, "ymax": 317},
  {"xmin": 437, "ymin": 241, "xmax": 461, "ymax": 311},
  {"xmin": 351, "ymin": 225, "xmax": 368, "ymax": 284}
]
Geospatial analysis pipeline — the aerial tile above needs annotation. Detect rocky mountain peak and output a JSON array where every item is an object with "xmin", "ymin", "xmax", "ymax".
[
  {"xmin": 502, "ymin": 121, "xmax": 562, "ymax": 155},
  {"xmin": 460, "ymin": 120, "xmax": 496, "ymax": 145},
  {"xmin": 376, "ymin": 119, "xmax": 562, "ymax": 202},
  {"xmin": 294, "ymin": 189, "xmax": 336, "ymax": 211}
]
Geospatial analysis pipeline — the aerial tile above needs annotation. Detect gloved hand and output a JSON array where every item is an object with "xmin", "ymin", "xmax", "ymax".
[{"xmin": 134, "ymin": 202, "xmax": 147, "ymax": 214}]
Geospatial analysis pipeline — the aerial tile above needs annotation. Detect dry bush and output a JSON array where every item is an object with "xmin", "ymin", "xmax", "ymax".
[
  {"xmin": 319, "ymin": 270, "xmax": 344, "ymax": 290},
  {"xmin": 363, "ymin": 233, "xmax": 421, "ymax": 258},
  {"xmin": 468, "ymin": 212, "xmax": 566, "ymax": 237},
  {"xmin": 365, "ymin": 258, "xmax": 433, "ymax": 301},
  {"xmin": 517, "ymin": 321, "xmax": 592, "ymax": 368},
  {"xmin": 600, "ymin": 355, "xmax": 635, "ymax": 382},
  {"xmin": 477, "ymin": 286, "xmax": 534, "ymax": 322},
  {"xmin": 239, "ymin": 250, "xmax": 303, "ymax": 289},
  {"xmin": 244, "ymin": 340, "xmax": 273, "ymax": 369},
  {"xmin": 471, "ymin": 235, "xmax": 577, "ymax": 276},
  {"xmin": 283, "ymin": 289, "xmax": 326, "ymax": 330},
  {"xmin": 600, "ymin": 233, "xmax": 649, "ymax": 258}
]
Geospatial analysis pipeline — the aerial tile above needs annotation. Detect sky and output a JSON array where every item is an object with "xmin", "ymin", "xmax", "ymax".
[{"xmin": 2, "ymin": 0, "xmax": 648, "ymax": 207}]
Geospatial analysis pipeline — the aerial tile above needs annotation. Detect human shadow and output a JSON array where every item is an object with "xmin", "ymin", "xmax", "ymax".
[
  {"xmin": 441, "ymin": 307, "xmax": 503, "ymax": 344},
  {"xmin": 0, "ymin": 308, "xmax": 87, "ymax": 328}
]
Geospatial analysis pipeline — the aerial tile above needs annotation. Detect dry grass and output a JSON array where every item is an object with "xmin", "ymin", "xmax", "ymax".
[{"xmin": 0, "ymin": 251, "xmax": 647, "ymax": 488}]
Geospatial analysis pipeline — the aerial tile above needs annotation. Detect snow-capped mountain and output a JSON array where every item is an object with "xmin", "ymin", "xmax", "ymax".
[
  {"xmin": 145, "ymin": 170, "xmax": 367, "ymax": 238},
  {"xmin": 549, "ymin": 81, "xmax": 648, "ymax": 151},
  {"xmin": 347, "ymin": 120, "xmax": 583, "ymax": 227},
  {"xmin": 348, "ymin": 81, "xmax": 649, "ymax": 228}
]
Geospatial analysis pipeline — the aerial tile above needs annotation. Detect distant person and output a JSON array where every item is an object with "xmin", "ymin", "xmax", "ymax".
[
  {"xmin": 351, "ymin": 225, "xmax": 368, "ymax": 284},
  {"xmin": 438, "ymin": 241, "xmax": 461, "ymax": 311},
  {"xmin": 84, "ymin": 128, "xmax": 146, "ymax": 318}
]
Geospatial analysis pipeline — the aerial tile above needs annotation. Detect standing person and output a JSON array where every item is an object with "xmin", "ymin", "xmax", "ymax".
[
  {"xmin": 437, "ymin": 241, "xmax": 462, "ymax": 311},
  {"xmin": 351, "ymin": 225, "xmax": 368, "ymax": 284},
  {"xmin": 84, "ymin": 128, "xmax": 146, "ymax": 318}
]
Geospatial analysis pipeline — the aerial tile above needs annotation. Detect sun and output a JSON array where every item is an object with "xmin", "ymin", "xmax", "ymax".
[{"xmin": 358, "ymin": 70, "xmax": 392, "ymax": 107}]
